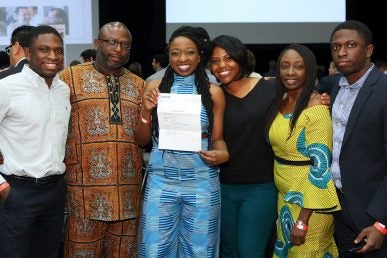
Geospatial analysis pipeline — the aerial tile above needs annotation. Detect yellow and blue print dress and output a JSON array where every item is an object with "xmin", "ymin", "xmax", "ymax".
[{"xmin": 269, "ymin": 105, "xmax": 340, "ymax": 258}]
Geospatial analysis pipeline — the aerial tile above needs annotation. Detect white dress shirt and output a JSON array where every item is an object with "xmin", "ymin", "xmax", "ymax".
[{"xmin": 0, "ymin": 65, "xmax": 71, "ymax": 184}]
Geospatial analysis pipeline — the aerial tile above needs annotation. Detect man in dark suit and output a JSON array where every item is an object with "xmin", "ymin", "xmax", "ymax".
[
  {"xmin": 0, "ymin": 25, "xmax": 33, "ymax": 79},
  {"xmin": 330, "ymin": 20, "xmax": 387, "ymax": 258}
]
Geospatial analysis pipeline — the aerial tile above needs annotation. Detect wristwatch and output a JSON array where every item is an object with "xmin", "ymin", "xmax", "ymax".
[{"xmin": 295, "ymin": 219, "xmax": 308, "ymax": 231}]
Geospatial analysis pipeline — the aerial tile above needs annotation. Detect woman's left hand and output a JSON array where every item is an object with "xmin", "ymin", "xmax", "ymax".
[
  {"xmin": 290, "ymin": 225, "xmax": 307, "ymax": 246},
  {"xmin": 199, "ymin": 150, "xmax": 229, "ymax": 166}
]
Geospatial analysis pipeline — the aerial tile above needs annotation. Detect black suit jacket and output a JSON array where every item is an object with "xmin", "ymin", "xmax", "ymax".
[
  {"xmin": 331, "ymin": 66, "xmax": 387, "ymax": 231},
  {"xmin": 0, "ymin": 58, "xmax": 28, "ymax": 79}
]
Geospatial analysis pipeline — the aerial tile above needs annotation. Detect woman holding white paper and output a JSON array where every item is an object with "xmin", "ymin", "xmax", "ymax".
[{"xmin": 135, "ymin": 25, "xmax": 229, "ymax": 258}]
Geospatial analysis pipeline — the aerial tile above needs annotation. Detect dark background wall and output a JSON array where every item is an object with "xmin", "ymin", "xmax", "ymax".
[{"xmin": 98, "ymin": 0, "xmax": 386, "ymax": 78}]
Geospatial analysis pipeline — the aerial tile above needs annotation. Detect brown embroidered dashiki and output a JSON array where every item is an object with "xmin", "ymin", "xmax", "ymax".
[{"xmin": 60, "ymin": 62, "xmax": 144, "ymax": 221}]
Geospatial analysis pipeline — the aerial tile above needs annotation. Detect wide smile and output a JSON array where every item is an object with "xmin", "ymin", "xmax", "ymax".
[
  {"xmin": 216, "ymin": 69, "xmax": 231, "ymax": 78},
  {"xmin": 44, "ymin": 62, "xmax": 59, "ymax": 70},
  {"xmin": 176, "ymin": 64, "xmax": 191, "ymax": 73}
]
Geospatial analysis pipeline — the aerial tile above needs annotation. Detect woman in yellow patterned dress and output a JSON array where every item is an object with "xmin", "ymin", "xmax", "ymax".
[{"xmin": 265, "ymin": 44, "xmax": 340, "ymax": 258}]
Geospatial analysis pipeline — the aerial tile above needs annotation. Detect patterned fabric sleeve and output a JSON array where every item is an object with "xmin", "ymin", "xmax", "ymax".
[{"xmin": 287, "ymin": 105, "xmax": 340, "ymax": 212}]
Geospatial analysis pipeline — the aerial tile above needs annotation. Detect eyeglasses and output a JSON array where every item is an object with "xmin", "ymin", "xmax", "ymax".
[
  {"xmin": 5, "ymin": 44, "xmax": 14, "ymax": 55},
  {"xmin": 98, "ymin": 38, "xmax": 131, "ymax": 50}
]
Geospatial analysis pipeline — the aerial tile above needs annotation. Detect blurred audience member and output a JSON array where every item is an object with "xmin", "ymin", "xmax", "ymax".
[
  {"xmin": 0, "ymin": 25, "xmax": 34, "ymax": 79},
  {"xmin": 80, "ymin": 48, "xmax": 96, "ymax": 62},
  {"xmin": 247, "ymin": 49, "xmax": 262, "ymax": 78},
  {"xmin": 375, "ymin": 60, "xmax": 387, "ymax": 74},
  {"xmin": 316, "ymin": 64, "xmax": 326, "ymax": 85},
  {"xmin": 151, "ymin": 53, "xmax": 168, "ymax": 73},
  {"xmin": 145, "ymin": 53, "xmax": 168, "ymax": 82},
  {"xmin": 69, "ymin": 60, "xmax": 81, "ymax": 66},
  {"xmin": 263, "ymin": 59, "xmax": 277, "ymax": 78},
  {"xmin": 128, "ymin": 61, "xmax": 143, "ymax": 78},
  {"xmin": 327, "ymin": 60, "xmax": 339, "ymax": 75}
]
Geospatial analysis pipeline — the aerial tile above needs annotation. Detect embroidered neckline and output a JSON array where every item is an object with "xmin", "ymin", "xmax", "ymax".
[
  {"xmin": 93, "ymin": 62, "xmax": 124, "ymax": 77},
  {"xmin": 106, "ymin": 75, "xmax": 122, "ymax": 124}
]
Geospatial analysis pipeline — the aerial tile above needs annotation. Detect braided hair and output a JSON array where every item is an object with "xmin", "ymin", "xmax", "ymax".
[
  {"xmin": 265, "ymin": 44, "xmax": 317, "ymax": 139},
  {"xmin": 151, "ymin": 26, "xmax": 214, "ymax": 149}
]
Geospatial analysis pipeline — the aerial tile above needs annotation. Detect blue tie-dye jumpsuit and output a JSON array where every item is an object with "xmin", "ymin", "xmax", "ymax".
[{"xmin": 139, "ymin": 74, "xmax": 220, "ymax": 258}]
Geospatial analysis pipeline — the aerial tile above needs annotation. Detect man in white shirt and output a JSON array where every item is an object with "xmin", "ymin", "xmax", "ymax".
[{"xmin": 0, "ymin": 25, "xmax": 70, "ymax": 258}]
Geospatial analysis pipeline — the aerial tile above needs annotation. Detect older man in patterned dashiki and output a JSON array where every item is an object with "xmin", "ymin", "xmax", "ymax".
[{"xmin": 59, "ymin": 21, "xmax": 144, "ymax": 258}]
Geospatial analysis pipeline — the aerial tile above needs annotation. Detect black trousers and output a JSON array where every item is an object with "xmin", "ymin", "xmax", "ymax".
[
  {"xmin": 0, "ymin": 175, "xmax": 65, "ymax": 258},
  {"xmin": 334, "ymin": 189, "xmax": 387, "ymax": 258}
]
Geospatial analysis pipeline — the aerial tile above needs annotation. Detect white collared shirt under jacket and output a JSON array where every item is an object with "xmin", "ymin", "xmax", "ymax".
[{"xmin": 0, "ymin": 65, "xmax": 71, "ymax": 184}]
